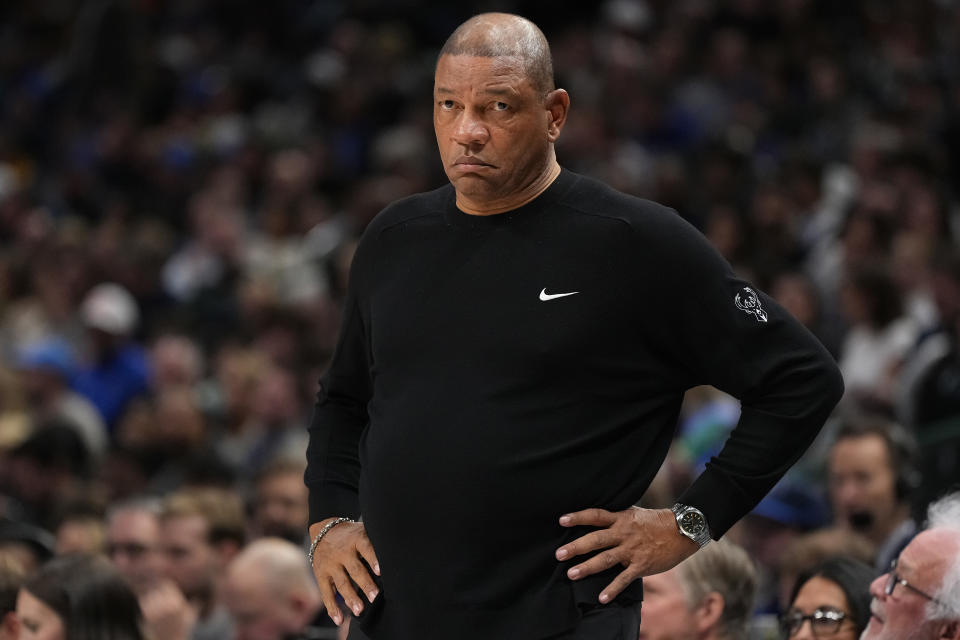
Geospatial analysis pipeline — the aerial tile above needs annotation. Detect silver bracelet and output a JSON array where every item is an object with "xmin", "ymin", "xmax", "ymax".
[{"xmin": 307, "ymin": 517, "xmax": 355, "ymax": 566}]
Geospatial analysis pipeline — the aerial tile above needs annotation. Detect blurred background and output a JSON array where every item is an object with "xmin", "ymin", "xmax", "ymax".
[{"xmin": 0, "ymin": 0, "xmax": 959, "ymax": 635}]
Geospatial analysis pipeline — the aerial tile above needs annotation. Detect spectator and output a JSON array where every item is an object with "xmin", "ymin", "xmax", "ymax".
[
  {"xmin": 838, "ymin": 262, "xmax": 917, "ymax": 414},
  {"xmin": 897, "ymin": 248, "xmax": 960, "ymax": 514},
  {"xmin": 0, "ymin": 522, "xmax": 55, "ymax": 575},
  {"xmin": 54, "ymin": 500, "xmax": 106, "ymax": 556},
  {"xmin": 637, "ymin": 540, "xmax": 757, "ymax": 640},
  {"xmin": 4, "ymin": 423, "xmax": 92, "ymax": 529},
  {"xmin": 106, "ymin": 498, "xmax": 195, "ymax": 640},
  {"xmin": 16, "ymin": 554, "xmax": 145, "ymax": 640},
  {"xmin": 105, "ymin": 498, "xmax": 166, "ymax": 594},
  {"xmin": 861, "ymin": 492, "xmax": 960, "ymax": 640},
  {"xmin": 827, "ymin": 417, "xmax": 920, "ymax": 571},
  {"xmin": 71, "ymin": 282, "xmax": 152, "ymax": 430},
  {"xmin": 222, "ymin": 538, "xmax": 339, "ymax": 640},
  {"xmin": 0, "ymin": 555, "xmax": 24, "ymax": 640},
  {"xmin": 778, "ymin": 528, "xmax": 876, "ymax": 612},
  {"xmin": 250, "ymin": 458, "xmax": 310, "ymax": 545},
  {"xmin": 780, "ymin": 556, "xmax": 874, "ymax": 640},
  {"xmin": 14, "ymin": 338, "xmax": 107, "ymax": 460},
  {"xmin": 159, "ymin": 488, "xmax": 244, "ymax": 640}
]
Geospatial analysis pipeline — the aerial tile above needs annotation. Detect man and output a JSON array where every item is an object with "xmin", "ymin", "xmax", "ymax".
[
  {"xmin": 305, "ymin": 13, "xmax": 843, "ymax": 640},
  {"xmin": 106, "ymin": 498, "xmax": 167, "ymax": 593},
  {"xmin": 223, "ymin": 538, "xmax": 339, "ymax": 640},
  {"xmin": 160, "ymin": 488, "xmax": 245, "ymax": 640},
  {"xmin": 862, "ymin": 492, "xmax": 960, "ymax": 640},
  {"xmin": 828, "ymin": 418, "xmax": 919, "ymax": 570},
  {"xmin": 637, "ymin": 540, "xmax": 757, "ymax": 640},
  {"xmin": 107, "ymin": 497, "xmax": 197, "ymax": 640},
  {"xmin": 15, "ymin": 338, "xmax": 107, "ymax": 460},
  {"xmin": 71, "ymin": 282, "xmax": 152, "ymax": 430},
  {"xmin": 250, "ymin": 458, "xmax": 310, "ymax": 544}
]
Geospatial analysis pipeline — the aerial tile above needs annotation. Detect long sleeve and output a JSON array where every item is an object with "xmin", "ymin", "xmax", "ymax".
[
  {"xmin": 305, "ymin": 265, "xmax": 372, "ymax": 525},
  {"xmin": 640, "ymin": 207, "xmax": 844, "ymax": 536}
]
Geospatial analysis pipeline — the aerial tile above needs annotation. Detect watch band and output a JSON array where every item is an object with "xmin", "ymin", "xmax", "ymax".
[{"xmin": 671, "ymin": 503, "xmax": 712, "ymax": 549}]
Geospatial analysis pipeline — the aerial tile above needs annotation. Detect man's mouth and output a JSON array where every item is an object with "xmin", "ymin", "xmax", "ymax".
[{"xmin": 454, "ymin": 156, "xmax": 494, "ymax": 168}]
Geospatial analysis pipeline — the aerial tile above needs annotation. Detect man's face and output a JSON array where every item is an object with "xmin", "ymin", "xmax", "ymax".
[
  {"xmin": 433, "ymin": 54, "xmax": 553, "ymax": 207},
  {"xmin": 637, "ymin": 567, "xmax": 697, "ymax": 640},
  {"xmin": 160, "ymin": 514, "xmax": 216, "ymax": 600},
  {"xmin": 253, "ymin": 472, "xmax": 309, "ymax": 543},
  {"xmin": 861, "ymin": 530, "xmax": 958, "ymax": 640},
  {"xmin": 828, "ymin": 434, "xmax": 900, "ymax": 539},
  {"xmin": 107, "ymin": 510, "xmax": 166, "ymax": 593},
  {"xmin": 222, "ymin": 572, "xmax": 299, "ymax": 640}
]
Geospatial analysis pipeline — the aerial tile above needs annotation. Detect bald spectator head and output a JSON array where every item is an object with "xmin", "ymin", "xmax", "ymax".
[
  {"xmin": 862, "ymin": 493, "xmax": 960, "ymax": 640},
  {"xmin": 638, "ymin": 540, "xmax": 757, "ymax": 640},
  {"xmin": 222, "ymin": 538, "xmax": 324, "ymax": 640}
]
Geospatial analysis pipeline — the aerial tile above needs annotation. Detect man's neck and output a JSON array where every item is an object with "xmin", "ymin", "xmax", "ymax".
[{"xmin": 456, "ymin": 159, "xmax": 561, "ymax": 216}]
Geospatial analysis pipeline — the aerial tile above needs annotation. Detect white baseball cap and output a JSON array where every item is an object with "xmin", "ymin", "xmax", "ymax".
[{"xmin": 80, "ymin": 283, "xmax": 140, "ymax": 335}]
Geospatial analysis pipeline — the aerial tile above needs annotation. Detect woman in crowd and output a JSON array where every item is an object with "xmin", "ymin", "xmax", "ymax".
[
  {"xmin": 780, "ymin": 556, "xmax": 874, "ymax": 639},
  {"xmin": 16, "ymin": 554, "xmax": 144, "ymax": 640}
]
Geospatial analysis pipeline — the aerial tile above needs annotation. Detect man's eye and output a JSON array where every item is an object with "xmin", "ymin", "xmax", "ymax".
[
  {"xmin": 439, "ymin": 100, "xmax": 455, "ymax": 109},
  {"xmin": 493, "ymin": 102, "xmax": 509, "ymax": 111}
]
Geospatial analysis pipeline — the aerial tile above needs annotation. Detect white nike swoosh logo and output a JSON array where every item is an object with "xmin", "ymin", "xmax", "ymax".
[{"xmin": 539, "ymin": 288, "xmax": 580, "ymax": 301}]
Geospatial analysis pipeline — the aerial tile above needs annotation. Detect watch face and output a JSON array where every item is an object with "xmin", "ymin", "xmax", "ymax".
[{"xmin": 680, "ymin": 511, "xmax": 706, "ymax": 536}]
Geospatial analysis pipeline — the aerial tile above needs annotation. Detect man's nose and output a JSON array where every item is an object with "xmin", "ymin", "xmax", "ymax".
[
  {"xmin": 869, "ymin": 573, "xmax": 887, "ymax": 599},
  {"xmin": 452, "ymin": 110, "xmax": 488, "ymax": 146}
]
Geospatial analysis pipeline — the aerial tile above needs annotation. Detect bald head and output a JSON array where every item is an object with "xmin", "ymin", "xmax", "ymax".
[
  {"xmin": 225, "ymin": 539, "xmax": 322, "ymax": 640},
  {"xmin": 228, "ymin": 538, "xmax": 317, "ymax": 595},
  {"xmin": 439, "ymin": 13, "xmax": 554, "ymax": 95}
]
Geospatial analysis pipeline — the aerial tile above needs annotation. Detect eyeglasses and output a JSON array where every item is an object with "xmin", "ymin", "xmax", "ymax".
[
  {"xmin": 779, "ymin": 607, "xmax": 848, "ymax": 638},
  {"xmin": 884, "ymin": 558, "xmax": 945, "ymax": 606}
]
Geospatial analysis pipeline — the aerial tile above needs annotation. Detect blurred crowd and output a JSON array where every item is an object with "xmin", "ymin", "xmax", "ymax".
[{"xmin": 1, "ymin": 0, "xmax": 960, "ymax": 638}]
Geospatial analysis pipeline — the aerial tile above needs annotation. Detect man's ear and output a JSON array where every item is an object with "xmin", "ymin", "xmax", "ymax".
[
  {"xmin": 545, "ymin": 89, "xmax": 570, "ymax": 142},
  {"xmin": 694, "ymin": 592, "xmax": 725, "ymax": 634}
]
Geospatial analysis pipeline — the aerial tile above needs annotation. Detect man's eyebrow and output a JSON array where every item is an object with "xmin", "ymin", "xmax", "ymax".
[{"xmin": 434, "ymin": 86, "xmax": 518, "ymax": 97}]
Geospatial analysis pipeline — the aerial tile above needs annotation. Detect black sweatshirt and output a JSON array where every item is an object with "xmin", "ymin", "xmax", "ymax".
[{"xmin": 305, "ymin": 170, "xmax": 843, "ymax": 639}]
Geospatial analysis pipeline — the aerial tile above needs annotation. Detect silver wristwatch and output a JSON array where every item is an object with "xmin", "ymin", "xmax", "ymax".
[{"xmin": 671, "ymin": 503, "xmax": 712, "ymax": 548}]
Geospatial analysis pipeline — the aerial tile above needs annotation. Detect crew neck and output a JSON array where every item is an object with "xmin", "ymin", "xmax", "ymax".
[{"xmin": 443, "ymin": 169, "xmax": 578, "ymax": 229}]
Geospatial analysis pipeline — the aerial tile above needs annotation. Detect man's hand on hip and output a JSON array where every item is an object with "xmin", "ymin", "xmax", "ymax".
[
  {"xmin": 309, "ymin": 518, "xmax": 380, "ymax": 626},
  {"xmin": 555, "ymin": 506, "xmax": 699, "ymax": 604}
]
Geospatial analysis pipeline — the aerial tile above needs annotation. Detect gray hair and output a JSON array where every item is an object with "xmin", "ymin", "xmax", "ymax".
[
  {"xmin": 438, "ymin": 13, "xmax": 555, "ymax": 95},
  {"xmin": 925, "ymin": 492, "xmax": 960, "ymax": 621},
  {"xmin": 677, "ymin": 540, "xmax": 758, "ymax": 640}
]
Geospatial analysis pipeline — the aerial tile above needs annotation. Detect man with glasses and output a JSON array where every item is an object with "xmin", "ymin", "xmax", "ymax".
[{"xmin": 862, "ymin": 492, "xmax": 960, "ymax": 640}]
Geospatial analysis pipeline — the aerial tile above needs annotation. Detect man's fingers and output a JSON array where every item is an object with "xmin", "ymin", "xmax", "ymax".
[
  {"xmin": 331, "ymin": 567, "xmax": 365, "ymax": 617},
  {"xmin": 559, "ymin": 508, "xmax": 616, "ymax": 528},
  {"xmin": 317, "ymin": 580, "xmax": 344, "ymax": 626},
  {"xmin": 345, "ymin": 556, "xmax": 380, "ymax": 603},
  {"xmin": 555, "ymin": 528, "xmax": 617, "ymax": 560},
  {"xmin": 357, "ymin": 537, "xmax": 381, "ymax": 577},
  {"xmin": 598, "ymin": 567, "xmax": 641, "ymax": 604},
  {"xmin": 565, "ymin": 549, "xmax": 622, "ymax": 580}
]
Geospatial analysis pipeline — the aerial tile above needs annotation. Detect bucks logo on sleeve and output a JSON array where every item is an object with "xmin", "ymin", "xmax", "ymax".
[{"xmin": 734, "ymin": 286, "xmax": 768, "ymax": 323}]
